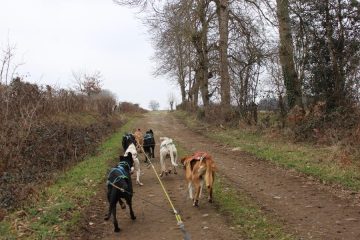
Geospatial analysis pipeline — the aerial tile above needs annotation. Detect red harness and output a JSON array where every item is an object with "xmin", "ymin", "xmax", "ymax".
[{"xmin": 191, "ymin": 152, "xmax": 208, "ymax": 161}]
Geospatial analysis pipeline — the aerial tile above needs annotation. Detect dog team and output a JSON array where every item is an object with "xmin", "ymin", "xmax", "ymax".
[{"xmin": 105, "ymin": 128, "xmax": 217, "ymax": 232}]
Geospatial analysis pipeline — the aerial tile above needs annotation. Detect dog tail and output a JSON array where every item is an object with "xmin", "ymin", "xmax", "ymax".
[{"xmin": 205, "ymin": 158, "xmax": 216, "ymax": 189}]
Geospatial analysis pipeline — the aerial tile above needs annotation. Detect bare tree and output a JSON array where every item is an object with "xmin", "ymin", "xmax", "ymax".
[
  {"xmin": 276, "ymin": 0, "xmax": 303, "ymax": 110},
  {"xmin": 168, "ymin": 92, "xmax": 176, "ymax": 111},
  {"xmin": 149, "ymin": 1, "xmax": 192, "ymax": 105},
  {"xmin": 149, "ymin": 100, "xmax": 160, "ymax": 110},
  {"xmin": 215, "ymin": 0, "xmax": 231, "ymax": 108},
  {"xmin": 72, "ymin": 70, "xmax": 103, "ymax": 96}
]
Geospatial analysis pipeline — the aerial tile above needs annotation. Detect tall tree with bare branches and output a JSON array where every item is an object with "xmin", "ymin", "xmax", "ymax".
[{"xmin": 276, "ymin": 0, "xmax": 303, "ymax": 110}]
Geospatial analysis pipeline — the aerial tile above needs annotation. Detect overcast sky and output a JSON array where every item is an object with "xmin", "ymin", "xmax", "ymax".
[{"xmin": 0, "ymin": 0, "xmax": 178, "ymax": 110}]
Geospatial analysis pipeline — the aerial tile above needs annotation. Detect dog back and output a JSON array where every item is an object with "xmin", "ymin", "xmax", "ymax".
[
  {"xmin": 181, "ymin": 152, "xmax": 216, "ymax": 185},
  {"xmin": 144, "ymin": 131, "xmax": 155, "ymax": 146}
]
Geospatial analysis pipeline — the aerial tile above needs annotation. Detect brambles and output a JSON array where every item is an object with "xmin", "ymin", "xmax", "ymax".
[{"xmin": 0, "ymin": 78, "xmax": 123, "ymax": 211}]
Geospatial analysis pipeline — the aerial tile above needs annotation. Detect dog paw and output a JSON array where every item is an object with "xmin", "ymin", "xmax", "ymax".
[
  {"xmin": 114, "ymin": 227, "xmax": 121, "ymax": 232},
  {"xmin": 136, "ymin": 181, "xmax": 144, "ymax": 186},
  {"xmin": 208, "ymin": 198, "xmax": 213, "ymax": 203},
  {"xmin": 104, "ymin": 216, "xmax": 110, "ymax": 221},
  {"xmin": 131, "ymin": 215, "xmax": 136, "ymax": 220}
]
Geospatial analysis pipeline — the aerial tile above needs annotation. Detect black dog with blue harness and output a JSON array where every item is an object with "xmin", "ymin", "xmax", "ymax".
[{"xmin": 105, "ymin": 153, "xmax": 136, "ymax": 232}]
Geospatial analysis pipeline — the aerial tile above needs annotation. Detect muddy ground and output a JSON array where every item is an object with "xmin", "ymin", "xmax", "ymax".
[{"xmin": 73, "ymin": 112, "xmax": 360, "ymax": 240}]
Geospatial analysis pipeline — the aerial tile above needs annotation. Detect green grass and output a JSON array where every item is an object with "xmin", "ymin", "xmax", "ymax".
[
  {"xmin": 214, "ymin": 176, "xmax": 293, "ymax": 240},
  {"xmin": 0, "ymin": 119, "xmax": 136, "ymax": 239},
  {"xmin": 174, "ymin": 110, "xmax": 360, "ymax": 191}
]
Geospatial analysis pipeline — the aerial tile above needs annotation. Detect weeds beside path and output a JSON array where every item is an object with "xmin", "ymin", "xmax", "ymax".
[
  {"xmin": 175, "ymin": 111, "xmax": 360, "ymax": 192},
  {"xmin": 0, "ymin": 119, "xmax": 136, "ymax": 239}
]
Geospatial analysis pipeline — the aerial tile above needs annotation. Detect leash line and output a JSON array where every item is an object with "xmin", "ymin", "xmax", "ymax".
[
  {"xmin": 139, "ymin": 144, "xmax": 191, "ymax": 240},
  {"xmin": 110, "ymin": 177, "xmax": 175, "ymax": 214}
]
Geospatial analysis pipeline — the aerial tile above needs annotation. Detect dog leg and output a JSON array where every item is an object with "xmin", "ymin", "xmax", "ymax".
[
  {"xmin": 151, "ymin": 146, "xmax": 155, "ymax": 158},
  {"xmin": 193, "ymin": 180, "xmax": 201, "ymax": 207},
  {"xmin": 118, "ymin": 199, "xmax": 126, "ymax": 209},
  {"xmin": 160, "ymin": 152, "xmax": 166, "ymax": 174},
  {"xmin": 199, "ymin": 179, "xmax": 204, "ymax": 199},
  {"xmin": 188, "ymin": 182, "xmax": 193, "ymax": 200},
  {"xmin": 144, "ymin": 151, "xmax": 149, "ymax": 163},
  {"xmin": 107, "ymin": 190, "xmax": 120, "ymax": 232},
  {"xmin": 170, "ymin": 150, "xmax": 178, "ymax": 167},
  {"xmin": 104, "ymin": 186, "xmax": 113, "ymax": 220},
  {"xmin": 208, "ymin": 187, "xmax": 213, "ymax": 203},
  {"xmin": 134, "ymin": 158, "xmax": 143, "ymax": 186},
  {"xmin": 208, "ymin": 173, "xmax": 214, "ymax": 203},
  {"xmin": 136, "ymin": 170, "xmax": 143, "ymax": 186},
  {"xmin": 112, "ymin": 205, "xmax": 120, "ymax": 232},
  {"xmin": 126, "ymin": 197, "xmax": 136, "ymax": 220}
]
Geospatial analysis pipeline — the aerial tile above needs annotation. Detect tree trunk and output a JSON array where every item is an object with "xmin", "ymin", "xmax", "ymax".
[
  {"xmin": 276, "ymin": 0, "xmax": 303, "ymax": 110},
  {"xmin": 216, "ymin": 0, "xmax": 231, "ymax": 108},
  {"xmin": 324, "ymin": 0, "xmax": 345, "ymax": 109},
  {"xmin": 178, "ymin": 72, "xmax": 186, "ymax": 103},
  {"xmin": 196, "ymin": 0, "xmax": 210, "ymax": 107}
]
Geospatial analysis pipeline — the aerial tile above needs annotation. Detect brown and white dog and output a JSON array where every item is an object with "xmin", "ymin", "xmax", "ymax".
[
  {"xmin": 181, "ymin": 152, "xmax": 216, "ymax": 207},
  {"xmin": 133, "ymin": 128, "xmax": 143, "ymax": 152}
]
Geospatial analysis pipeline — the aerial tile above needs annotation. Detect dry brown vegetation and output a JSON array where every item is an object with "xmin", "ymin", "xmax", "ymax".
[
  {"xmin": 179, "ymin": 102, "xmax": 360, "ymax": 168},
  {"xmin": 0, "ymin": 78, "xmax": 145, "ymax": 215}
]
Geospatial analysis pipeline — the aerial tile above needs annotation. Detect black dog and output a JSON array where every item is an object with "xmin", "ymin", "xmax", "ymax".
[
  {"xmin": 122, "ymin": 133, "xmax": 136, "ymax": 152},
  {"xmin": 105, "ymin": 153, "xmax": 136, "ymax": 232},
  {"xmin": 143, "ymin": 129, "xmax": 155, "ymax": 160}
]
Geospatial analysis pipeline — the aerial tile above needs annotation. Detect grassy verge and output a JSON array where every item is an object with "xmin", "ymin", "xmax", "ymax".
[
  {"xmin": 176, "ymin": 144, "xmax": 293, "ymax": 240},
  {"xmin": 214, "ymin": 176, "xmax": 293, "ymax": 240},
  {"xmin": 0, "ymin": 119, "xmax": 136, "ymax": 239},
  {"xmin": 174, "ymin": 110, "xmax": 360, "ymax": 191}
]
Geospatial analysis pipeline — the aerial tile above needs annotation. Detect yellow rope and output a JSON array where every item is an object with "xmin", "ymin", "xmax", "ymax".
[{"xmin": 140, "ymin": 145, "xmax": 183, "ymax": 224}]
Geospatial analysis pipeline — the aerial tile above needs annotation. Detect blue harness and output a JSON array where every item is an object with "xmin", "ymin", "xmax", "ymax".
[
  {"xmin": 144, "ymin": 133, "xmax": 153, "ymax": 140},
  {"xmin": 107, "ymin": 162, "xmax": 130, "ymax": 185}
]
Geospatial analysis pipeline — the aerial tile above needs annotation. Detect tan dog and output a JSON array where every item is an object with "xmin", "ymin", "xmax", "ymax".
[
  {"xmin": 133, "ymin": 128, "xmax": 143, "ymax": 152},
  {"xmin": 181, "ymin": 152, "xmax": 216, "ymax": 207}
]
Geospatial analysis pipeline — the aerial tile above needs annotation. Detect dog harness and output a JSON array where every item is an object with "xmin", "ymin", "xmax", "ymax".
[
  {"xmin": 143, "ymin": 133, "xmax": 155, "ymax": 147},
  {"xmin": 160, "ymin": 141, "xmax": 174, "ymax": 149},
  {"xmin": 192, "ymin": 152, "xmax": 207, "ymax": 162},
  {"xmin": 144, "ymin": 133, "xmax": 153, "ymax": 140},
  {"xmin": 107, "ymin": 162, "xmax": 130, "ymax": 185}
]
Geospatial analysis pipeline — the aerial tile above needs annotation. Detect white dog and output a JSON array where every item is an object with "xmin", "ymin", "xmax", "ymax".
[
  {"xmin": 159, "ymin": 137, "xmax": 178, "ymax": 177},
  {"xmin": 125, "ymin": 143, "xmax": 143, "ymax": 186}
]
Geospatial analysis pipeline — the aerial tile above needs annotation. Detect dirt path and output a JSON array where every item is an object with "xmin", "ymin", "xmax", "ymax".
[
  {"xmin": 74, "ymin": 112, "xmax": 360, "ymax": 240},
  {"xmin": 72, "ymin": 112, "xmax": 242, "ymax": 240}
]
